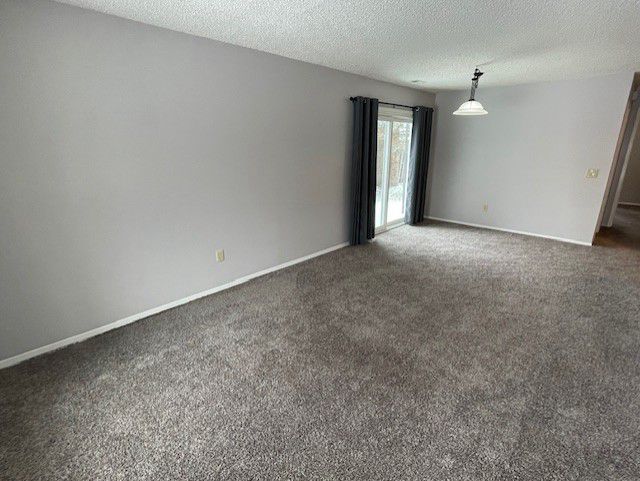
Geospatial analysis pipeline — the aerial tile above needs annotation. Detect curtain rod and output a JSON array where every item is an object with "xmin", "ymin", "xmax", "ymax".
[
  {"xmin": 349, "ymin": 97, "xmax": 415, "ymax": 110},
  {"xmin": 380, "ymin": 101, "xmax": 415, "ymax": 110}
]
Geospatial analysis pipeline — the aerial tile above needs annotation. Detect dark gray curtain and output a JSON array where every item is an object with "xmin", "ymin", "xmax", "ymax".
[
  {"xmin": 405, "ymin": 106, "xmax": 434, "ymax": 225},
  {"xmin": 350, "ymin": 97, "xmax": 379, "ymax": 245}
]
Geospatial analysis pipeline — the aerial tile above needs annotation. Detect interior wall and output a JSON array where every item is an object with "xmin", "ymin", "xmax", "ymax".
[
  {"xmin": 619, "ymin": 117, "xmax": 640, "ymax": 205},
  {"xmin": 0, "ymin": 0, "xmax": 434, "ymax": 362},
  {"xmin": 427, "ymin": 72, "xmax": 633, "ymax": 244}
]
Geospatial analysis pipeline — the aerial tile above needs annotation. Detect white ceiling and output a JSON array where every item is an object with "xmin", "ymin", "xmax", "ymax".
[{"xmin": 56, "ymin": 0, "xmax": 640, "ymax": 91}]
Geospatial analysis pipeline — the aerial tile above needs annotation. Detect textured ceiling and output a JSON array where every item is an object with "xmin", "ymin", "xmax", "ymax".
[{"xmin": 55, "ymin": 0, "xmax": 640, "ymax": 90}]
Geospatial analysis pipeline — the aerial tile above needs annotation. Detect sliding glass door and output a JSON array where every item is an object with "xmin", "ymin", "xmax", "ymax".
[{"xmin": 375, "ymin": 108, "xmax": 413, "ymax": 233}]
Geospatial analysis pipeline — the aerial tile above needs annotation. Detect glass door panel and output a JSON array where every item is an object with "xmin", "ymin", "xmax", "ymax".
[
  {"xmin": 375, "ymin": 120, "xmax": 391, "ymax": 228},
  {"xmin": 375, "ymin": 114, "xmax": 412, "ymax": 233},
  {"xmin": 386, "ymin": 121, "xmax": 412, "ymax": 223}
]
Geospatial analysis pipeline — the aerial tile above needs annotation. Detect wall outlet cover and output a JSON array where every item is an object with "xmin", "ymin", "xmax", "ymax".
[
  {"xmin": 586, "ymin": 168, "xmax": 599, "ymax": 179},
  {"xmin": 216, "ymin": 249, "xmax": 225, "ymax": 262}
]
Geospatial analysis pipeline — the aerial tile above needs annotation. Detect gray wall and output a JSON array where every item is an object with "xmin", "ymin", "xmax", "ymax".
[
  {"xmin": 428, "ymin": 72, "xmax": 632, "ymax": 244},
  {"xmin": 0, "ymin": 0, "xmax": 434, "ymax": 361},
  {"xmin": 619, "ymin": 117, "xmax": 640, "ymax": 205}
]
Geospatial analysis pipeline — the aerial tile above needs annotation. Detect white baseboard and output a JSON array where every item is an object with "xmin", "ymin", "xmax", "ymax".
[
  {"xmin": 618, "ymin": 202, "xmax": 640, "ymax": 207},
  {"xmin": 425, "ymin": 216, "xmax": 592, "ymax": 246},
  {"xmin": 0, "ymin": 241, "xmax": 349, "ymax": 370}
]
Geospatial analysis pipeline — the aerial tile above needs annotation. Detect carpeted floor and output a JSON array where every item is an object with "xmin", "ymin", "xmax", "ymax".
[{"xmin": 1, "ymin": 215, "xmax": 640, "ymax": 480}]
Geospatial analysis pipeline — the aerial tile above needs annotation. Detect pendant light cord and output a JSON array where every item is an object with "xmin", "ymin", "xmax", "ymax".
[{"xmin": 469, "ymin": 68, "xmax": 484, "ymax": 100}]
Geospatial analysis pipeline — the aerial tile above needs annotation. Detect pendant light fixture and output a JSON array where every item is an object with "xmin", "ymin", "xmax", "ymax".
[{"xmin": 453, "ymin": 68, "xmax": 488, "ymax": 116}]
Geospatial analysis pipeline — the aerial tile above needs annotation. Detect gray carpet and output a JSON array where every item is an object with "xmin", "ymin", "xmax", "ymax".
[{"xmin": 2, "ymin": 216, "xmax": 640, "ymax": 480}]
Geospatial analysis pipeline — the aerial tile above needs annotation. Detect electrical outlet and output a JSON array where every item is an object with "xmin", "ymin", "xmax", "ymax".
[
  {"xmin": 483, "ymin": 203, "xmax": 489, "ymax": 213},
  {"xmin": 215, "ymin": 249, "xmax": 225, "ymax": 262},
  {"xmin": 586, "ymin": 168, "xmax": 599, "ymax": 179}
]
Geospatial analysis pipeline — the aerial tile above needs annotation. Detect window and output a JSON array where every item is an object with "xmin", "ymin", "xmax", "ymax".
[{"xmin": 375, "ymin": 107, "xmax": 413, "ymax": 232}]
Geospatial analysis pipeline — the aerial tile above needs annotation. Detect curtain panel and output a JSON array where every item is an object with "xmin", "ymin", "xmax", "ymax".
[
  {"xmin": 406, "ymin": 106, "xmax": 434, "ymax": 225},
  {"xmin": 350, "ymin": 97, "xmax": 379, "ymax": 245}
]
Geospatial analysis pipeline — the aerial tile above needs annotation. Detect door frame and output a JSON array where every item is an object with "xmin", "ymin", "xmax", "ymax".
[{"xmin": 375, "ymin": 106, "xmax": 413, "ymax": 235}]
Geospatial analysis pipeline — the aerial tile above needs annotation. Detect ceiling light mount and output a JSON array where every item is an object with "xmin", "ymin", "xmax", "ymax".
[{"xmin": 453, "ymin": 68, "xmax": 488, "ymax": 116}]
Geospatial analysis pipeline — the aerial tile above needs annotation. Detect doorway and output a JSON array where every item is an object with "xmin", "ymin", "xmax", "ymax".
[
  {"xmin": 598, "ymin": 73, "xmax": 640, "ymax": 230},
  {"xmin": 375, "ymin": 107, "xmax": 413, "ymax": 233},
  {"xmin": 596, "ymin": 72, "xmax": 640, "ymax": 249}
]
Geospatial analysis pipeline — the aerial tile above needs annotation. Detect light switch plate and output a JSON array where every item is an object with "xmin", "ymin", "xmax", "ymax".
[
  {"xmin": 216, "ymin": 249, "xmax": 225, "ymax": 262},
  {"xmin": 586, "ymin": 168, "xmax": 599, "ymax": 179}
]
